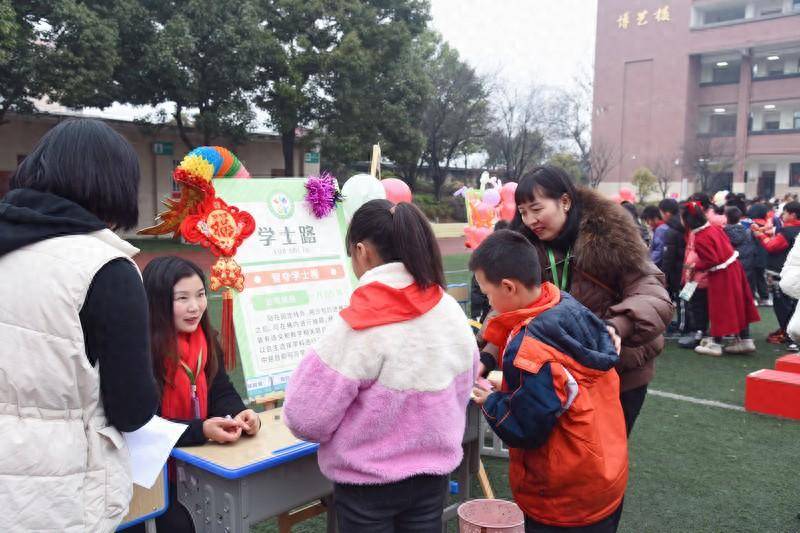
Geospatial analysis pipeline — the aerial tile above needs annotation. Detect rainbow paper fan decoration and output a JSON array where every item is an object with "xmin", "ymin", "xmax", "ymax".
[
  {"xmin": 139, "ymin": 146, "xmax": 251, "ymax": 237},
  {"xmin": 139, "ymin": 146, "xmax": 255, "ymax": 370}
]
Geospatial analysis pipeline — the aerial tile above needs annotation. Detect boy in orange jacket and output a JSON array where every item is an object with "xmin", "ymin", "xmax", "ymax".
[{"xmin": 470, "ymin": 230, "xmax": 628, "ymax": 532}]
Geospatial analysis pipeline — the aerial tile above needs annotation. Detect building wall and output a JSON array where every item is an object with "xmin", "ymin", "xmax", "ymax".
[
  {"xmin": 0, "ymin": 113, "xmax": 320, "ymax": 236},
  {"xmin": 593, "ymin": 0, "xmax": 800, "ymax": 199}
]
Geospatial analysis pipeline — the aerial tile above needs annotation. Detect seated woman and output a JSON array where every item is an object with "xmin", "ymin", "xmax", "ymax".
[{"xmin": 135, "ymin": 256, "xmax": 261, "ymax": 533}]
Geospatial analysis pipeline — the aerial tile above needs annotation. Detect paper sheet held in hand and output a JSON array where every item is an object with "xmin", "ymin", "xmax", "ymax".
[{"xmin": 123, "ymin": 416, "xmax": 187, "ymax": 488}]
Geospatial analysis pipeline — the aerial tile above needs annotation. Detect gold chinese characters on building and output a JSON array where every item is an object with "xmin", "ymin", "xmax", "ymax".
[{"xmin": 618, "ymin": 5, "xmax": 670, "ymax": 29}]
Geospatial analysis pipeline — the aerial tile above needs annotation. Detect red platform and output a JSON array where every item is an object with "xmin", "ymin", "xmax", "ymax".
[
  {"xmin": 775, "ymin": 354, "xmax": 800, "ymax": 374},
  {"xmin": 745, "ymin": 369, "xmax": 800, "ymax": 419}
]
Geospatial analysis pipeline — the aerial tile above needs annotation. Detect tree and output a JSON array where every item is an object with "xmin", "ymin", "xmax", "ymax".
[
  {"xmin": 0, "ymin": 1, "xmax": 120, "ymax": 125},
  {"xmin": 548, "ymin": 152, "xmax": 584, "ymax": 184},
  {"xmin": 683, "ymin": 137, "xmax": 735, "ymax": 193},
  {"xmin": 321, "ymin": 12, "xmax": 433, "ymax": 186},
  {"xmin": 485, "ymin": 88, "xmax": 548, "ymax": 181},
  {"xmin": 632, "ymin": 167, "xmax": 658, "ymax": 203},
  {"xmin": 549, "ymin": 72, "xmax": 593, "ymax": 179},
  {"xmin": 112, "ymin": 0, "xmax": 267, "ymax": 148},
  {"xmin": 258, "ymin": 0, "xmax": 431, "ymax": 177},
  {"xmin": 586, "ymin": 140, "xmax": 616, "ymax": 189},
  {"xmin": 420, "ymin": 42, "xmax": 490, "ymax": 200},
  {"xmin": 652, "ymin": 156, "xmax": 679, "ymax": 199}
]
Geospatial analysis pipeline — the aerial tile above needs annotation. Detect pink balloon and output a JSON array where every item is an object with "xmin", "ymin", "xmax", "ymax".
[
  {"xmin": 382, "ymin": 178, "xmax": 412, "ymax": 203},
  {"xmin": 500, "ymin": 204, "xmax": 516, "ymax": 221},
  {"xmin": 500, "ymin": 182, "xmax": 517, "ymax": 202},
  {"xmin": 464, "ymin": 226, "xmax": 492, "ymax": 249},
  {"xmin": 482, "ymin": 189, "xmax": 501, "ymax": 207}
]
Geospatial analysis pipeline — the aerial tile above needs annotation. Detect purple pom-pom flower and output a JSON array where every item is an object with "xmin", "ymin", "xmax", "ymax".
[{"xmin": 305, "ymin": 171, "xmax": 342, "ymax": 218}]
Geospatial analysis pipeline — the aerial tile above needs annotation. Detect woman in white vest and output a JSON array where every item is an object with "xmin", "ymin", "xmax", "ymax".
[{"xmin": 0, "ymin": 118, "xmax": 159, "ymax": 532}]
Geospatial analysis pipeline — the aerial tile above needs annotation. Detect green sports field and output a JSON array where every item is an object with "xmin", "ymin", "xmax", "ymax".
[{"xmin": 199, "ymin": 251, "xmax": 800, "ymax": 532}]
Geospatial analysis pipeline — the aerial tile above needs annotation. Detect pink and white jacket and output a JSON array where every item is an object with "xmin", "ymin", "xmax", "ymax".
[{"xmin": 284, "ymin": 262, "xmax": 479, "ymax": 485}]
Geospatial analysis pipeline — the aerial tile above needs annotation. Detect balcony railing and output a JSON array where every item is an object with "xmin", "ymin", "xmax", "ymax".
[{"xmin": 750, "ymin": 127, "xmax": 800, "ymax": 135}]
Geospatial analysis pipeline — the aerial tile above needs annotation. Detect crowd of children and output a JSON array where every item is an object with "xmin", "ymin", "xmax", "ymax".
[{"xmin": 638, "ymin": 191, "xmax": 800, "ymax": 355}]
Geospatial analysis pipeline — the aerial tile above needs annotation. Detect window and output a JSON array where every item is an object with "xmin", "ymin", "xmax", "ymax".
[
  {"xmin": 795, "ymin": 0, "xmax": 800, "ymax": 10},
  {"xmin": 768, "ymin": 60, "xmax": 785, "ymax": 76},
  {"xmin": 764, "ymin": 112, "xmax": 781, "ymax": 130},
  {"xmin": 703, "ymin": 6, "xmax": 747, "ymax": 23},
  {"xmin": 759, "ymin": 1, "xmax": 783, "ymax": 16},
  {"xmin": 794, "ymin": 111, "xmax": 800, "ymax": 129},
  {"xmin": 792, "ymin": 163, "xmax": 800, "ymax": 187},
  {"xmin": 711, "ymin": 114, "xmax": 737, "ymax": 135},
  {"xmin": 712, "ymin": 62, "xmax": 740, "ymax": 84}
]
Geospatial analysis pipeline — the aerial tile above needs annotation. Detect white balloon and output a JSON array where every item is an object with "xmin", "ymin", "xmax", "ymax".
[{"xmin": 341, "ymin": 173, "xmax": 387, "ymax": 220}]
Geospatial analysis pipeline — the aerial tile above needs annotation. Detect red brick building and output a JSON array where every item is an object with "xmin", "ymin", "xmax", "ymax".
[{"xmin": 592, "ymin": 0, "xmax": 800, "ymax": 199}]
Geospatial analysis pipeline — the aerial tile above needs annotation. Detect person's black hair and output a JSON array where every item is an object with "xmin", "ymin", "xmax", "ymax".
[
  {"xmin": 658, "ymin": 198, "xmax": 679, "ymax": 216},
  {"xmin": 689, "ymin": 192, "xmax": 712, "ymax": 211},
  {"xmin": 142, "ymin": 256, "xmax": 219, "ymax": 393},
  {"xmin": 784, "ymin": 201, "xmax": 800, "ymax": 218},
  {"xmin": 620, "ymin": 201, "xmax": 640, "ymax": 222},
  {"xmin": 747, "ymin": 203, "xmax": 769, "ymax": 220},
  {"xmin": 346, "ymin": 199, "xmax": 445, "ymax": 289},
  {"xmin": 469, "ymin": 230, "xmax": 541, "ymax": 289},
  {"xmin": 641, "ymin": 205, "xmax": 662, "ymax": 221},
  {"xmin": 725, "ymin": 206, "xmax": 742, "ymax": 225},
  {"xmin": 511, "ymin": 165, "xmax": 581, "ymax": 251},
  {"xmin": 680, "ymin": 202, "xmax": 709, "ymax": 230},
  {"xmin": 10, "ymin": 118, "xmax": 140, "ymax": 230},
  {"xmin": 494, "ymin": 220, "xmax": 510, "ymax": 231}
]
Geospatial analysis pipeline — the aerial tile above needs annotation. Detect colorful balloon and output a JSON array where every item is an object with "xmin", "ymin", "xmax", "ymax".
[
  {"xmin": 382, "ymin": 178, "xmax": 413, "ymax": 204},
  {"xmin": 482, "ymin": 188, "xmax": 501, "ymax": 207},
  {"xmin": 341, "ymin": 174, "xmax": 386, "ymax": 220}
]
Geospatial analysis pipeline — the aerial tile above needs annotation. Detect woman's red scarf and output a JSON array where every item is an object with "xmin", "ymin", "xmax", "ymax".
[{"xmin": 161, "ymin": 327, "xmax": 210, "ymax": 421}]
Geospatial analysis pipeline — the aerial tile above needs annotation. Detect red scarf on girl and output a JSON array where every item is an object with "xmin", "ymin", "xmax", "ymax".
[
  {"xmin": 340, "ymin": 281, "xmax": 443, "ymax": 330},
  {"xmin": 160, "ymin": 327, "xmax": 210, "ymax": 421}
]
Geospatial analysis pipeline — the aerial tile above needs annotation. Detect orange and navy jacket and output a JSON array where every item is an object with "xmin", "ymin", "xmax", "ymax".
[{"xmin": 481, "ymin": 282, "xmax": 628, "ymax": 527}]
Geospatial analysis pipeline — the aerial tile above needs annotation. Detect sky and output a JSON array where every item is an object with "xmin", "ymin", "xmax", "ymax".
[
  {"xmin": 54, "ymin": 1, "xmax": 599, "ymax": 125},
  {"xmin": 429, "ymin": 0, "xmax": 598, "ymax": 92}
]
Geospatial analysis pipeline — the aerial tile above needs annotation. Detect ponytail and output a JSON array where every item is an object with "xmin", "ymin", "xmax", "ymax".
[{"xmin": 346, "ymin": 199, "xmax": 446, "ymax": 289}]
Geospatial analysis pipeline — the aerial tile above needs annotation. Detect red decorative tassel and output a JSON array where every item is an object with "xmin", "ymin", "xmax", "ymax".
[{"xmin": 221, "ymin": 289, "xmax": 237, "ymax": 370}]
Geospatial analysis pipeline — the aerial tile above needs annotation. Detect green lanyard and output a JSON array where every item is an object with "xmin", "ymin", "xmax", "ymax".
[
  {"xmin": 547, "ymin": 248, "xmax": 571, "ymax": 291},
  {"xmin": 179, "ymin": 348, "xmax": 204, "ymax": 419},
  {"xmin": 179, "ymin": 348, "xmax": 204, "ymax": 386}
]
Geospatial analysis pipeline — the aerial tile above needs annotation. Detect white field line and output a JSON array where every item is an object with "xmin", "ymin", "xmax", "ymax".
[{"xmin": 648, "ymin": 389, "xmax": 745, "ymax": 412}]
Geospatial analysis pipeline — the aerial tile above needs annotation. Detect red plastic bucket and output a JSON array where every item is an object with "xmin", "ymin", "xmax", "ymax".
[{"xmin": 457, "ymin": 499, "xmax": 525, "ymax": 533}]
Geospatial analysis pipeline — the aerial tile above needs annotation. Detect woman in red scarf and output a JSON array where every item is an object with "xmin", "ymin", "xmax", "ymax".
[{"xmin": 137, "ymin": 256, "xmax": 260, "ymax": 533}]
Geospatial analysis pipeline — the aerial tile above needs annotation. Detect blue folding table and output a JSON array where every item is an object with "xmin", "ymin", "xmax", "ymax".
[{"xmin": 170, "ymin": 408, "xmax": 334, "ymax": 533}]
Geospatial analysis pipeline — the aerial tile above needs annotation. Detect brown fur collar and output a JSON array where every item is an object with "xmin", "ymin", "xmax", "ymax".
[{"xmin": 572, "ymin": 188, "xmax": 649, "ymax": 284}]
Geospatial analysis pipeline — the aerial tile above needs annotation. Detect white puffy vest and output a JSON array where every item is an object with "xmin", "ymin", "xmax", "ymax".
[{"xmin": 0, "ymin": 230, "xmax": 139, "ymax": 532}]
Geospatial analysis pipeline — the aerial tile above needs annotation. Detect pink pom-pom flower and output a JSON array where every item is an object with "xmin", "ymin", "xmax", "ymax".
[{"xmin": 305, "ymin": 171, "xmax": 342, "ymax": 218}]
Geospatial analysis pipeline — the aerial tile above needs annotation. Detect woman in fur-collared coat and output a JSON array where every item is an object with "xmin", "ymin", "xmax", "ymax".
[{"xmin": 480, "ymin": 166, "xmax": 673, "ymax": 436}]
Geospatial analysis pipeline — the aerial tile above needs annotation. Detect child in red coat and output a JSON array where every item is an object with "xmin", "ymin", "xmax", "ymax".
[{"xmin": 682, "ymin": 201, "xmax": 760, "ymax": 355}]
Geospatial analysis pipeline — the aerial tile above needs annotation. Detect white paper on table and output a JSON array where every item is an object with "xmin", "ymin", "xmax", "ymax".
[{"xmin": 123, "ymin": 416, "xmax": 187, "ymax": 488}]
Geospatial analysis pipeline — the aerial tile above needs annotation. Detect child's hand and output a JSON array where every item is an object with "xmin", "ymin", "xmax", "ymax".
[
  {"xmin": 606, "ymin": 325, "xmax": 622, "ymax": 355},
  {"xmin": 235, "ymin": 409, "xmax": 261, "ymax": 436},
  {"xmin": 471, "ymin": 384, "xmax": 492, "ymax": 405}
]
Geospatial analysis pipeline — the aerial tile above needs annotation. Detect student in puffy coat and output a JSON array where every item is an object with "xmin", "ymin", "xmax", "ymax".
[{"xmin": 284, "ymin": 200, "xmax": 478, "ymax": 532}]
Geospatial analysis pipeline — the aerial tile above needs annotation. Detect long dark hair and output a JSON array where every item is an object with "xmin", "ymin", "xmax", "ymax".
[
  {"xmin": 142, "ymin": 256, "xmax": 219, "ymax": 392},
  {"xmin": 511, "ymin": 165, "xmax": 582, "ymax": 251},
  {"xmin": 680, "ymin": 201, "xmax": 708, "ymax": 230},
  {"xmin": 11, "ymin": 118, "xmax": 140, "ymax": 230},
  {"xmin": 346, "ymin": 199, "xmax": 446, "ymax": 289}
]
